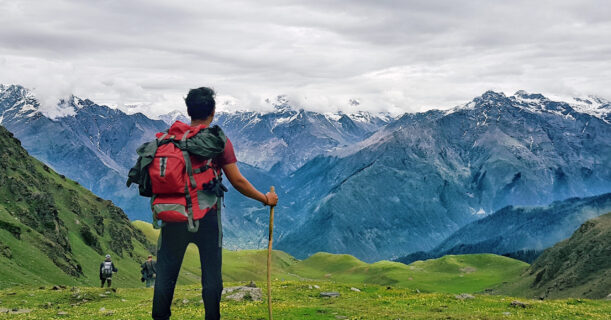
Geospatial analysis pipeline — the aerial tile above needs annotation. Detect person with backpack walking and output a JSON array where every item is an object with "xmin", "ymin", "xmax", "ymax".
[
  {"xmin": 99, "ymin": 254, "xmax": 118, "ymax": 288},
  {"xmin": 127, "ymin": 87, "xmax": 278, "ymax": 320},
  {"xmin": 141, "ymin": 255, "xmax": 157, "ymax": 288}
]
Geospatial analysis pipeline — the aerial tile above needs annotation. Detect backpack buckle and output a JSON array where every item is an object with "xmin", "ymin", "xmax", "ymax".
[
  {"xmin": 202, "ymin": 178, "xmax": 228, "ymax": 198},
  {"xmin": 187, "ymin": 218, "xmax": 199, "ymax": 233}
]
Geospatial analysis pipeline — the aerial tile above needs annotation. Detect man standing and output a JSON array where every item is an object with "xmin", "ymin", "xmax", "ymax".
[
  {"xmin": 151, "ymin": 87, "xmax": 278, "ymax": 320},
  {"xmin": 141, "ymin": 255, "xmax": 157, "ymax": 288},
  {"xmin": 99, "ymin": 254, "xmax": 118, "ymax": 288}
]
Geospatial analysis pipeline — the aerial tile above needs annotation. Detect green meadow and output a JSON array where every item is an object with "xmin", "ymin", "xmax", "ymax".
[
  {"xmin": 1, "ymin": 281, "xmax": 610, "ymax": 319},
  {"xmin": 133, "ymin": 221, "xmax": 529, "ymax": 294},
  {"xmin": 1, "ymin": 222, "xmax": 609, "ymax": 319},
  {"xmin": 0, "ymin": 221, "xmax": 609, "ymax": 319}
]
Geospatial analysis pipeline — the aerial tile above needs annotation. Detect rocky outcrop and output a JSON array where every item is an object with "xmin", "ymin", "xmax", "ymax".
[{"xmin": 222, "ymin": 286, "xmax": 263, "ymax": 301}]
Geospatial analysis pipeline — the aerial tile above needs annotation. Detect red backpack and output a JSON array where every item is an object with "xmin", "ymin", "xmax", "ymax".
[{"xmin": 148, "ymin": 122, "xmax": 225, "ymax": 232}]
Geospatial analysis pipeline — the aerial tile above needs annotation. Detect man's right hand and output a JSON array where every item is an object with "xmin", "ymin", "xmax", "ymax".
[{"xmin": 265, "ymin": 191, "xmax": 279, "ymax": 206}]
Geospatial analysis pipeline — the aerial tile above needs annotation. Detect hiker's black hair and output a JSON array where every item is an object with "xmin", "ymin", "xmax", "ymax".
[{"xmin": 185, "ymin": 87, "xmax": 216, "ymax": 120}]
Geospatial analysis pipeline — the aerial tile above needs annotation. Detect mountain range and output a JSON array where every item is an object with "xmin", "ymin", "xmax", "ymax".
[
  {"xmin": 0, "ymin": 85, "xmax": 391, "ymax": 249},
  {"xmin": 275, "ymin": 90, "xmax": 611, "ymax": 261},
  {"xmin": 1, "ymin": 84, "xmax": 610, "ymax": 261},
  {"xmin": 213, "ymin": 98, "xmax": 392, "ymax": 174}
]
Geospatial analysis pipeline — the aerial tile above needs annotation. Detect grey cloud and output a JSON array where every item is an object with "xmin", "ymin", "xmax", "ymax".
[{"xmin": 0, "ymin": 0, "xmax": 609, "ymax": 116}]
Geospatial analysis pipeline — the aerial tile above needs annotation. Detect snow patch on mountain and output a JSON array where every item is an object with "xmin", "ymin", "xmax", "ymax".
[
  {"xmin": 324, "ymin": 112, "xmax": 342, "ymax": 121},
  {"xmin": 158, "ymin": 109, "xmax": 189, "ymax": 125},
  {"xmin": 17, "ymin": 102, "xmax": 37, "ymax": 117},
  {"xmin": 444, "ymin": 90, "xmax": 610, "ymax": 124},
  {"xmin": 274, "ymin": 114, "xmax": 298, "ymax": 127},
  {"xmin": 158, "ymin": 104, "xmax": 391, "ymax": 173},
  {"xmin": 568, "ymin": 96, "xmax": 610, "ymax": 122}
]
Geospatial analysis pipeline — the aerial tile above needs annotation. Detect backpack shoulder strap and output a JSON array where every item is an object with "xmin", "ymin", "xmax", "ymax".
[{"xmin": 157, "ymin": 133, "xmax": 168, "ymax": 143}]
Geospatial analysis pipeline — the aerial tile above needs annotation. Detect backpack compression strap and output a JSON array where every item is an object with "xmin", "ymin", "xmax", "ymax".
[
  {"xmin": 212, "ymin": 166, "xmax": 224, "ymax": 247},
  {"xmin": 151, "ymin": 133, "xmax": 168, "ymax": 231},
  {"xmin": 193, "ymin": 159, "xmax": 224, "ymax": 246},
  {"xmin": 216, "ymin": 196, "xmax": 223, "ymax": 247},
  {"xmin": 180, "ymin": 131, "xmax": 199, "ymax": 233}
]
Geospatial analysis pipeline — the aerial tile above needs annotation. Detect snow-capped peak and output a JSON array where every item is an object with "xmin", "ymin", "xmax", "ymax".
[
  {"xmin": 158, "ymin": 109, "xmax": 189, "ymax": 125},
  {"xmin": 0, "ymin": 85, "xmax": 40, "ymax": 117},
  {"xmin": 263, "ymin": 95, "xmax": 294, "ymax": 113},
  {"xmin": 0, "ymin": 84, "xmax": 33, "ymax": 100},
  {"xmin": 163, "ymin": 109, "xmax": 186, "ymax": 118},
  {"xmin": 324, "ymin": 112, "xmax": 343, "ymax": 121},
  {"xmin": 567, "ymin": 95, "xmax": 610, "ymax": 121},
  {"xmin": 323, "ymin": 110, "xmax": 393, "ymax": 124},
  {"xmin": 514, "ymin": 91, "xmax": 610, "ymax": 122},
  {"xmin": 514, "ymin": 90, "xmax": 546, "ymax": 101},
  {"xmin": 445, "ymin": 90, "xmax": 610, "ymax": 123},
  {"xmin": 347, "ymin": 110, "xmax": 375, "ymax": 123},
  {"xmin": 67, "ymin": 95, "xmax": 88, "ymax": 109},
  {"xmin": 273, "ymin": 104, "xmax": 294, "ymax": 113}
]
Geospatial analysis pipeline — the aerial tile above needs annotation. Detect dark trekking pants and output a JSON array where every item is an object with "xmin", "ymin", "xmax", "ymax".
[
  {"xmin": 152, "ymin": 209, "xmax": 223, "ymax": 320},
  {"xmin": 101, "ymin": 278, "xmax": 112, "ymax": 288},
  {"xmin": 145, "ymin": 277, "xmax": 155, "ymax": 288}
]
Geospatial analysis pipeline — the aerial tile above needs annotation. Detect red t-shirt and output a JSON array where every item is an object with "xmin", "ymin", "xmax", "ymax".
[{"xmin": 213, "ymin": 138, "xmax": 237, "ymax": 167}]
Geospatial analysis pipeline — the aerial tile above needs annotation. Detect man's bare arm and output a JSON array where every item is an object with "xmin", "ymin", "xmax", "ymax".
[{"xmin": 222, "ymin": 163, "xmax": 278, "ymax": 206}]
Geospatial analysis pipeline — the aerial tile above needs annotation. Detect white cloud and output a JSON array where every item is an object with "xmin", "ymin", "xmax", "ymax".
[{"xmin": 0, "ymin": 0, "xmax": 609, "ymax": 117}]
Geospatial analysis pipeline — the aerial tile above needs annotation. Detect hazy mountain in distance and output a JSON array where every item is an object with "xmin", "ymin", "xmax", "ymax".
[
  {"xmin": 276, "ymin": 91, "xmax": 611, "ymax": 262},
  {"xmin": 396, "ymin": 193, "xmax": 611, "ymax": 264}
]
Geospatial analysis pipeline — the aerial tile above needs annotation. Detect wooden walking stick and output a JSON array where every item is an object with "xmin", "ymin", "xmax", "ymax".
[{"xmin": 267, "ymin": 186, "xmax": 275, "ymax": 320}]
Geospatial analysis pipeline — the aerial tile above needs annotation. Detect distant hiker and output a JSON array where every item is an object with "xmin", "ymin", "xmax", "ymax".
[
  {"xmin": 141, "ymin": 255, "xmax": 157, "ymax": 288},
  {"xmin": 127, "ymin": 87, "xmax": 278, "ymax": 320},
  {"xmin": 100, "ymin": 254, "xmax": 118, "ymax": 288}
]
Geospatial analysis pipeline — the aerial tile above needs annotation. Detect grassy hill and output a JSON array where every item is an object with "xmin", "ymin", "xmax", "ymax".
[
  {"xmin": 0, "ymin": 126, "xmax": 154, "ymax": 289},
  {"xmin": 288, "ymin": 252, "xmax": 528, "ymax": 294},
  {"xmin": 132, "ymin": 220, "xmax": 300, "ymax": 284},
  {"xmin": 134, "ymin": 220, "xmax": 528, "ymax": 294},
  {"xmin": 496, "ymin": 212, "xmax": 611, "ymax": 299}
]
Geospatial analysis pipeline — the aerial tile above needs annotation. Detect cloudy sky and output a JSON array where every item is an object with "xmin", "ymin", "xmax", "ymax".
[{"xmin": 0, "ymin": 0, "xmax": 609, "ymax": 116}]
